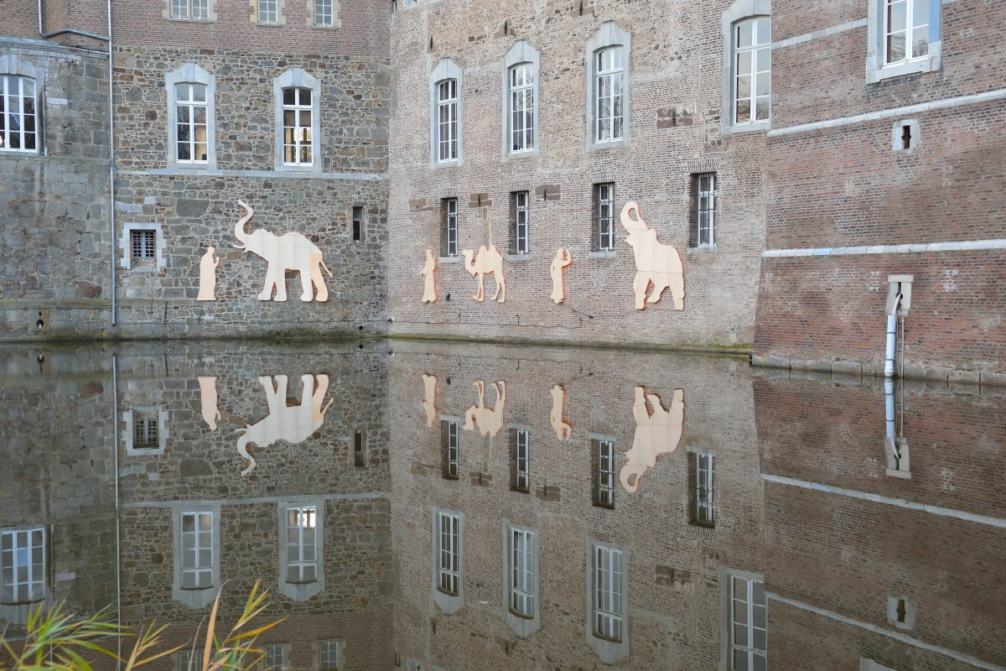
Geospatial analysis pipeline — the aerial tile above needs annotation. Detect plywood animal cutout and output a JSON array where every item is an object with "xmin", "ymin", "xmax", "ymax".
[
  {"xmin": 421, "ymin": 249, "xmax": 438, "ymax": 303},
  {"xmin": 549, "ymin": 248, "xmax": 573, "ymax": 304},
  {"xmin": 462, "ymin": 246, "xmax": 506, "ymax": 303},
  {"xmin": 620, "ymin": 202, "xmax": 684, "ymax": 311},
  {"xmin": 236, "ymin": 374, "xmax": 333, "ymax": 476},
  {"xmin": 620, "ymin": 386, "xmax": 684, "ymax": 493},
  {"xmin": 198, "ymin": 376, "xmax": 220, "ymax": 431},
  {"xmin": 197, "ymin": 246, "xmax": 220, "ymax": 301},
  {"xmin": 550, "ymin": 384, "xmax": 572, "ymax": 440},
  {"xmin": 233, "ymin": 200, "xmax": 333, "ymax": 302},
  {"xmin": 421, "ymin": 374, "xmax": 438, "ymax": 428},
  {"xmin": 463, "ymin": 380, "xmax": 506, "ymax": 437}
]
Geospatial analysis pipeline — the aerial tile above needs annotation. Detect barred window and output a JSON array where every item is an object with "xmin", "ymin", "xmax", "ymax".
[
  {"xmin": 133, "ymin": 413, "xmax": 159, "ymax": 449},
  {"xmin": 282, "ymin": 87, "xmax": 313, "ymax": 166},
  {"xmin": 593, "ymin": 544, "xmax": 624, "ymax": 642},
  {"xmin": 510, "ymin": 191, "xmax": 529, "ymax": 255},
  {"xmin": 314, "ymin": 0, "xmax": 334, "ymax": 26},
  {"xmin": 592, "ymin": 438, "xmax": 615, "ymax": 508},
  {"xmin": 286, "ymin": 506, "xmax": 318, "ymax": 584},
  {"xmin": 180, "ymin": 512, "xmax": 213, "ymax": 590},
  {"xmin": 508, "ymin": 63, "xmax": 535, "ymax": 153},
  {"xmin": 257, "ymin": 0, "xmax": 278, "ymax": 23},
  {"xmin": 174, "ymin": 83, "xmax": 208, "ymax": 163},
  {"xmin": 436, "ymin": 79, "xmax": 459, "ymax": 163},
  {"xmin": 509, "ymin": 527, "xmax": 536, "ymax": 618},
  {"xmin": 733, "ymin": 17, "xmax": 771, "ymax": 125},
  {"xmin": 0, "ymin": 75, "xmax": 38, "ymax": 153},
  {"xmin": 441, "ymin": 198, "xmax": 458, "ymax": 257},
  {"xmin": 593, "ymin": 183, "xmax": 615, "ymax": 252},
  {"xmin": 1, "ymin": 528, "xmax": 45, "ymax": 604},
  {"xmin": 436, "ymin": 511, "xmax": 461, "ymax": 595},
  {"xmin": 594, "ymin": 47, "xmax": 624, "ymax": 143},
  {"xmin": 170, "ymin": 0, "xmax": 208, "ymax": 19},
  {"xmin": 131, "ymin": 229, "xmax": 157, "ymax": 263}
]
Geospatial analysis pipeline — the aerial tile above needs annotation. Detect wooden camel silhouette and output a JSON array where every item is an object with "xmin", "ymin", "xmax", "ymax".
[{"xmin": 463, "ymin": 380, "xmax": 506, "ymax": 437}]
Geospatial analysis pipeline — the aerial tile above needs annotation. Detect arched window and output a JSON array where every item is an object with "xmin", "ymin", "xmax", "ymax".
[
  {"xmin": 732, "ymin": 16, "xmax": 771, "ymax": 126},
  {"xmin": 586, "ymin": 22, "xmax": 631, "ymax": 150},
  {"xmin": 429, "ymin": 59, "xmax": 463, "ymax": 166},
  {"xmin": 502, "ymin": 40, "xmax": 540, "ymax": 156},
  {"xmin": 166, "ymin": 64, "xmax": 216, "ymax": 168},
  {"xmin": 0, "ymin": 75, "xmax": 38, "ymax": 153},
  {"xmin": 273, "ymin": 69, "xmax": 321, "ymax": 170}
]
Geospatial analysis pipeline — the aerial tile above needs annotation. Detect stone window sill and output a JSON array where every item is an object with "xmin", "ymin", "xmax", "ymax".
[
  {"xmin": 439, "ymin": 256, "xmax": 461, "ymax": 264},
  {"xmin": 506, "ymin": 254, "xmax": 531, "ymax": 262},
  {"xmin": 589, "ymin": 250, "xmax": 616, "ymax": 260}
]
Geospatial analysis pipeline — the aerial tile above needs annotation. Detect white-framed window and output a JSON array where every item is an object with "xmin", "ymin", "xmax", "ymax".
[
  {"xmin": 509, "ymin": 527, "xmax": 536, "ymax": 618},
  {"xmin": 262, "ymin": 643, "xmax": 286, "ymax": 671},
  {"xmin": 174, "ymin": 82, "xmax": 209, "ymax": 164},
  {"xmin": 733, "ymin": 17, "xmax": 771, "ymax": 126},
  {"xmin": 318, "ymin": 640, "xmax": 341, "ymax": 671},
  {"xmin": 257, "ymin": 0, "xmax": 279, "ymax": 23},
  {"xmin": 441, "ymin": 419, "xmax": 459, "ymax": 479},
  {"xmin": 403, "ymin": 0, "xmax": 417, "ymax": 6},
  {"xmin": 594, "ymin": 47, "xmax": 625, "ymax": 144},
  {"xmin": 180, "ymin": 511, "xmax": 214, "ymax": 590},
  {"xmin": 730, "ymin": 574, "xmax": 767, "ymax": 671},
  {"xmin": 436, "ymin": 511, "xmax": 460, "ymax": 596},
  {"xmin": 593, "ymin": 544, "xmax": 624, "ymax": 642},
  {"xmin": 884, "ymin": 0, "xmax": 929, "ymax": 64},
  {"xmin": 593, "ymin": 183, "xmax": 615, "ymax": 253},
  {"xmin": 282, "ymin": 87, "xmax": 313, "ymax": 166},
  {"xmin": 436, "ymin": 79, "xmax": 458, "ymax": 163},
  {"xmin": 592, "ymin": 437, "xmax": 615, "ymax": 508},
  {"xmin": 285, "ymin": 506, "xmax": 318, "ymax": 584},
  {"xmin": 313, "ymin": 0, "xmax": 334, "ymax": 27},
  {"xmin": 692, "ymin": 173, "xmax": 717, "ymax": 248},
  {"xmin": 170, "ymin": 0, "xmax": 209, "ymax": 20},
  {"xmin": 511, "ymin": 428, "xmax": 529, "ymax": 492},
  {"xmin": 508, "ymin": 63, "xmax": 535, "ymax": 153},
  {"xmin": 441, "ymin": 198, "xmax": 458, "ymax": 258},
  {"xmin": 0, "ymin": 75, "xmax": 38, "ymax": 154},
  {"xmin": 510, "ymin": 191, "xmax": 529, "ymax": 256},
  {"xmin": 0, "ymin": 527, "xmax": 45, "ymax": 604},
  {"xmin": 868, "ymin": 0, "xmax": 939, "ymax": 82},
  {"xmin": 689, "ymin": 450, "xmax": 716, "ymax": 527}
]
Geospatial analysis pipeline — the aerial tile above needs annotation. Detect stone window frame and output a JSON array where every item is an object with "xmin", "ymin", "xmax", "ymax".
[
  {"xmin": 122, "ymin": 407, "xmax": 169, "ymax": 456},
  {"xmin": 163, "ymin": 0, "xmax": 217, "ymax": 22},
  {"xmin": 866, "ymin": 0, "xmax": 942, "ymax": 84},
  {"xmin": 307, "ymin": 0, "xmax": 340, "ymax": 28},
  {"xmin": 251, "ymin": 0, "xmax": 286, "ymax": 25},
  {"xmin": 0, "ymin": 54, "xmax": 44, "ymax": 156},
  {"xmin": 119, "ymin": 223, "xmax": 167, "ymax": 272},
  {"xmin": 262, "ymin": 643, "xmax": 291, "ymax": 671},
  {"xmin": 171, "ymin": 504, "xmax": 222, "ymax": 609},
  {"xmin": 431, "ymin": 507, "xmax": 463, "ymax": 615},
  {"xmin": 429, "ymin": 58, "xmax": 464, "ymax": 168},
  {"xmin": 165, "ymin": 63, "xmax": 217, "ymax": 169},
  {"xmin": 277, "ymin": 499, "xmax": 325, "ymax": 602},
  {"xmin": 502, "ymin": 522, "xmax": 540, "ymax": 638},
  {"xmin": 718, "ymin": 568, "xmax": 767, "ymax": 671},
  {"xmin": 721, "ymin": 0, "xmax": 772, "ymax": 136},
  {"xmin": 585, "ymin": 538, "xmax": 629, "ymax": 664},
  {"xmin": 273, "ymin": 68, "xmax": 322, "ymax": 172},
  {"xmin": 585, "ymin": 22, "xmax": 632, "ymax": 152},
  {"xmin": 501, "ymin": 40, "xmax": 540, "ymax": 159}
]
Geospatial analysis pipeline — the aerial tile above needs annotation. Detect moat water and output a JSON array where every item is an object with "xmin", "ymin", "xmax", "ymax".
[{"xmin": 2, "ymin": 339, "xmax": 1004, "ymax": 670}]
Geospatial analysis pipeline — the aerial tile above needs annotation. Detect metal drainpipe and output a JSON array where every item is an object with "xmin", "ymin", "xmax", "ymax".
[
  {"xmin": 884, "ymin": 292, "xmax": 902, "ymax": 377},
  {"xmin": 107, "ymin": 0, "xmax": 117, "ymax": 326},
  {"xmin": 37, "ymin": 0, "xmax": 110, "ymax": 41}
]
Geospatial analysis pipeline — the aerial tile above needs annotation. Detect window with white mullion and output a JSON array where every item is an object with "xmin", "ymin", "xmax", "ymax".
[
  {"xmin": 282, "ymin": 87, "xmax": 313, "ymax": 166},
  {"xmin": 593, "ymin": 545, "xmax": 624, "ymax": 642},
  {"xmin": 509, "ymin": 528, "xmax": 535, "ymax": 618},
  {"xmin": 442, "ymin": 198, "xmax": 459, "ymax": 257},
  {"xmin": 697, "ymin": 173, "xmax": 716, "ymax": 247},
  {"xmin": 733, "ymin": 17, "xmax": 771, "ymax": 125},
  {"xmin": 884, "ymin": 0, "xmax": 929, "ymax": 64},
  {"xmin": 730, "ymin": 575, "xmax": 767, "ymax": 671},
  {"xmin": 512, "ymin": 191, "xmax": 529, "ymax": 256},
  {"xmin": 258, "ymin": 0, "xmax": 278, "ymax": 23},
  {"xmin": 175, "ymin": 82, "xmax": 208, "ymax": 163},
  {"xmin": 437, "ymin": 512, "xmax": 460, "ymax": 595},
  {"xmin": 512, "ymin": 429, "xmax": 529, "ymax": 492},
  {"xmin": 180, "ymin": 512, "xmax": 213, "ymax": 590},
  {"xmin": 170, "ymin": 0, "xmax": 208, "ymax": 19},
  {"xmin": 0, "ymin": 75, "xmax": 38, "ymax": 153},
  {"xmin": 0, "ymin": 528, "xmax": 45, "ymax": 604},
  {"xmin": 594, "ymin": 47, "xmax": 624, "ymax": 143},
  {"xmin": 442, "ymin": 419, "xmax": 459, "ymax": 479},
  {"xmin": 594, "ymin": 183, "xmax": 615, "ymax": 252},
  {"xmin": 436, "ymin": 79, "xmax": 458, "ymax": 163},
  {"xmin": 594, "ymin": 438, "xmax": 615, "ymax": 507},
  {"xmin": 286, "ymin": 506, "xmax": 318, "ymax": 584},
  {"xmin": 314, "ymin": 0, "xmax": 333, "ymax": 26},
  {"xmin": 509, "ymin": 64, "xmax": 535, "ymax": 153},
  {"xmin": 695, "ymin": 452, "xmax": 715, "ymax": 526}
]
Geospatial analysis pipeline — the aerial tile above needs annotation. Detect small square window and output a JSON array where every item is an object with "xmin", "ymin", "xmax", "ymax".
[{"xmin": 130, "ymin": 229, "xmax": 157, "ymax": 264}]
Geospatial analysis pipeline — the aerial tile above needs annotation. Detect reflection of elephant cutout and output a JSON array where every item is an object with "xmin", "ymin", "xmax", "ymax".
[
  {"xmin": 421, "ymin": 374, "xmax": 438, "ymax": 428},
  {"xmin": 233, "ymin": 200, "xmax": 333, "ymax": 302},
  {"xmin": 620, "ymin": 386, "xmax": 684, "ymax": 493},
  {"xmin": 620, "ymin": 202, "xmax": 684, "ymax": 311},
  {"xmin": 198, "ymin": 376, "xmax": 220, "ymax": 431},
  {"xmin": 550, "ymin": 384, "xmax": 572, "ymax": 440},
  {"xmin": 463, "ymin": 380, "xmax": 506, "ymax": 437},
  {"xmin": 237, "ymin": 374, "xmax": 333, "ymax": 476}
]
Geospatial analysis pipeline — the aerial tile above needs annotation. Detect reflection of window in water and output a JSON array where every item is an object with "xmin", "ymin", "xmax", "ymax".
[
  {"xmin": 441, "ymin": 420, "xmax": 459, "ymax": 480},
  {"xmin": 0, "ymin": 527, "xmax": 45, "ymax": 604},
  {"xmin": 509, "ymin": 527, "xmax": 536, "ymax": 618},
  {"xmin": 511, "ymin": 429, "xmax": 530, "ymax": 493},
  {"xmin": 286, "ymin": 506, "xmax": 318, "ymax": 584},
  {"xmin": 593, "ymin": 544, "xmax": 624, "ymax": 642},
  {"xmin": 436, "ymin": 511, "xmax": 460, "ymax": 595},
  {"xmin": 180, "ymin": 512, "xmax": 213, "ymax": 589},
  {"xmin": 592, "ymin": 438, "xmax": 615, "ymax": 508},
  {"xmin": 689, "ymin": 451, "xmax": 716, "ymax": 528},
  {"xmin": 730, "ymin": 574, "xmax": 767, "ymax": 671}
]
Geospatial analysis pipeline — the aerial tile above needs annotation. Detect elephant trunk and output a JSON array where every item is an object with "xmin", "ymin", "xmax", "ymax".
[{"xmin": 233, "ymin": 200, "xmax": 254, "ymax": 250}]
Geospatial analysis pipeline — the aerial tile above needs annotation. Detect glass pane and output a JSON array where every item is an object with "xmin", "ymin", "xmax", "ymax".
[
  {"xmin": 887, "ymin": 33, "xmax": 907, "ymax": 62},
  {"xmin": 754, "ymin": 604, "xmax": 767, "ymax": 628},
  {"xmin": 913, "ymin": 32, "xmax": 929, "ymax": 58},
  {"xmin": 1, "ymin": 535, "xmax": 10, "ymax": 552},
  {"xmin": 912, "ymin": 0, "xmax": 929, "ymax": 27},
  {"xmin": 284, "ymin": 110, "xmax": 296, "ymax": 127},
  {"xmin": 193, "ymin": 107, "xmax": 206, "ymax": 124},
  {"xmin": 198, "ymin": 514, "xmax": 211, "ymax": 530},
  {"xmin": 182, "ymin": 515, "xmax": 194, "ymax": 532},
  {"xmin": 733, "ymin": 623, "xmax": 748, "ymax": 646},
  {"xmin": 755, "ymin": 98, "xmax": 770, "ymax": 121},
  {"xmin": 755, "ymin": 47, "xmax": 771, "ymax": 74},
  {"xmin": 753, "ymin": 581, "xmax": 765, "ymax": 604},
  {"xmin": 181, "ymin": 572, "xmax": 195, "ymax": 589},
  {"xmin": 755, "ymin": 17, "xmax": 771, "ymax": 45},
  {"xmin": 756, "ymin": 72, "xmax": 770, "ymax": 97},
  {"xmin": 888, "ymin": 0, "xmax": 907, "ymax": 32},
  {"xmin": 299, "ymin": 88, "xmax": 311, "ymax": 105},
  {"xmin": 302, "ymin": 564, "xmax": 316, "ymax": 582},
  {"xmin": 198, "ymin": 549, "xmax": 211, "ymax": 568},
  {"xmin": 736, "ymin": 20, "xmax": 753, "ymax": 48},
  {"xmin": 736, "ymin": 52, "xmax": 751, "ymax": 76},
  {"xmin": 753, "ymin": 655, "xmax": 766, "ymax": 671},
  {"xmin": 753, "ymin": 628, "xmax": 766, "ymax": 650},
  {"xmin": 283, "ymin": 88, "xmax": 296, "ymax": 105},
  {"xmin": 736, "ymin": 75, "xmax": 751, "ymax": 99},
  {"xmin": 177, "ymin": 106, "xmax": 190, "ymax": 123},
  {"xmin": 733, "ymin": 650, "xmax": 749, "ymax": 671},
  {"xmin": 300, "ymin": 110, "xmax": 311, "ymax": 126}
]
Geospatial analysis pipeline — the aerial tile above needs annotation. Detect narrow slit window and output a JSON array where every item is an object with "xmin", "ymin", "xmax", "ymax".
[
  {"xmin": 441, "ymin": 198, "xmax": 458, "ymax": 257},
  {"xmin": 593, "ymin": 183, "xmax": 615, "ymax": 252},
  {"xmin": 441, "ymin": 419, "xmax": 459, "ymax": 479},
  {"xmin": 353, "ymin": 431, "xmax": 366, "ymax": 467},
  {"xmin": 592, "ymin": 438, "xmax": 615, "ymax": 508},
  {"xmin": 690, "ymin": 173, "xmax": 717, "ymax": 248},
  {"xmin": 510, "ymin": 191, "xmax": 529, "ymax": 255},
  {"xmin": 352, "ymin": 206, "xmax": 364, "ymax": 242},
  {"xmin": 688, "ymin": 451, "xmax": 716, "ymax": 527},
  {"xmin": 510, "ymin": 429, "xmax": 529, "ymax": 492},
  {"xmin": 0, "ymin": 75, "xmax": 38, "ymax": 153}
]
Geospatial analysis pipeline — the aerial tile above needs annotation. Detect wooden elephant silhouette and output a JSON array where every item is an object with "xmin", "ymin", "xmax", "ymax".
[
  {"xmin": 462, "ymin": 245, "xmax": 506, "ymax": 303},
  {"xmin": 233, "ymin": 200, "xmax": 333, "ymax": 302},
  {"xmin": 463, "ymin": 380, "xmax": 506, "ymax": 437},
  {"xmin": 620, "ymin": 202, "xmax": 684, "ymax": 311},
  {"xmin": 620, "ymin": 386, "xmax": 684, "ymax": 493},
  {"xmin": 236, "ymin": 374, "xmax": 333, "ymax": 476}
]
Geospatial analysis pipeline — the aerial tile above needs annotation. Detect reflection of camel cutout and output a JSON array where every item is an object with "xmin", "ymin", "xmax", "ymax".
[
  {"xmin": 550, "ymin": 384, "xmax": 572, "ymax": 440},
  {"xmin": 620, "ymin": 202, "xmax": 684, "ymax": 311},
  {"xmin": 233, "ymin": 200, "xmax": 333, "ymax": 302},
  {"xmin": 197, "ymin": 246, "xmax": 219, "ymax": 301},
  {"xmin": 421, "ymin": 249, "xmax": 438, "ymax": 303},
  {"xmin": 620, "ymin": 386, "xmax": 684, "ymax": 493},
  {"xmin": 463, "ymin": 381, "xmax": 506, "ymax": 437},
  {"xmin": 421, "ymin": 374, "xmax": 438, "ymax": 428},
  {"xmin": 549, "ymin": 248, "xmax": 572, "ymax": 305},
  {"xmin": 462, "ymin": 246, "xmax": 506, "ymax": 303},
  {"xmin": 198, "ymin": 376, "xmax": 220, "ymax": 431},
  {"xmin": 237, "ymin": 374, "xmax": 333, "ymax": 476}
]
